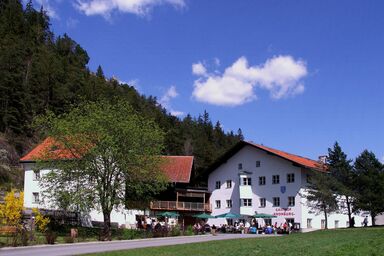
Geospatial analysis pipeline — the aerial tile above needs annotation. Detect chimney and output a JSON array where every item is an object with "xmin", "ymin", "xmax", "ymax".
[{"xmin": 318, "ymin": 155, "xmax": 327, "ymax": 164}]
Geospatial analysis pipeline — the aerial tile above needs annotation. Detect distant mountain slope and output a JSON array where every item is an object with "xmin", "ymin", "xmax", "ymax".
[{"xmin": 0, "ymin": 0, "xmax": 243, "ymax": 189}]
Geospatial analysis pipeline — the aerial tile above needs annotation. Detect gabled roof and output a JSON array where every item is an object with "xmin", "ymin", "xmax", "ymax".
[
  {"xmin": 20, "ymin": 138, "xmax": 194, "ymax": 183},
  {"xmin": 160, "ymin": 156, "xmax": 194, "ymax": 183},
  {"xmin": 20, "ymin": 137, "xmax": 78, "ymax": 162},
  {"xmin": 207, "ymin": 141, "xmax": 327, "ymax": 173}
]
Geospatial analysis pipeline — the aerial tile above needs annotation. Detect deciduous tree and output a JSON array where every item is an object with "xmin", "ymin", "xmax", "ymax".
[{"xmin": 36, "ymin": 100, "xmax": 168, "ymax": 240}]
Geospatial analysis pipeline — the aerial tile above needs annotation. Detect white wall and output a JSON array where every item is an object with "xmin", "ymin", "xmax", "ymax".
[
  {"xmin": 23, "ymin": 163, "xmax": 141, "ymax": 227},
  {"xmin": 207, "ymin": 145, "xmax": 371, "ymax": 230},
  {"xmin": 208, "ymin": 145, "xmax": 303, "ymax": 226}
]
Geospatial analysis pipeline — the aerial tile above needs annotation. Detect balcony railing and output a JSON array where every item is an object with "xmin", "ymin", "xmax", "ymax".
[{"xmin": 150, "ymin": 201, "xmax": 211, "ymax": 212}]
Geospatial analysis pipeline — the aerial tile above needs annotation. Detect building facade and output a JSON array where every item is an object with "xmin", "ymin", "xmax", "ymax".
[
  {"xmin": 20, "ymin": 138, "xmax": 208, "ymax": 228},
  {"xmin": 207, "ymin": 141, "xmax": 369, "ymax": 230}
]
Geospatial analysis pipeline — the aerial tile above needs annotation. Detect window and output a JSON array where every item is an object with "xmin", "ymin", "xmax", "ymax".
[
  {"xmin": 227, "ymin": 219, "xmax": 233, "ymax": 226},
  {"xmin": 335, "ymin": 220, "xmax": 339, "ymax": 228},
  {"xmin": 241, "ymin": 198, "xmax": 252, "ymax": 207},
  {"xmin": 215, "ymin": 181, "xmax": 221, "ymax": 189},
  {"xmin": 307, "ymin": 218, "xmax": 312, "ymax": 228},
  {"xmin": 259, "ymin": 198, "xmax": 266, "ymax": 207},
  {"xmin": 226, "ymin": 200, "xmax": 232, "ymax": 208},
  {"xmin": 273, "ymin": 197, "xmax": 280, "ymax": 207},
  {"xmin": 215, "ymin": 200, "xmax": 221, "ymax": 209},
  {"xmin": 272, "ymin": 175, "xmax": 280, "ymax": 184},
  {"xmin": 33, "ymin": 170, "xmax": 40, "ymax": 181},
  {"xmin": 238, "ymin": 163, "xmax": 243, "ymax": 170},
  {"xmin": 226, "ymin": 180, "xmax": 232, "ymax": 189},
  {"xmin": 256, "ymin": 161, "xmax": 261, "ymax": 167},
  {"xmin": 32, "ymin": 192, "xmax": 39, "ymax": 203},
  {"xmin": 287, "ymin": 173, "xmax": 295, "ymax": 183},
  {"xmin": 288, "ymin": 196, "xmax": 295, "ymax": 207},
  {"xmin": 321, "ymin": 219, "xmax": 326, "ymax": 229},
  {"xmin": 259, "ymin": 176, "xmax": 266, "ymax": 185},
  {"xmin": 242, "ymin": 177, "xmax": 252, "ymax": 186}
]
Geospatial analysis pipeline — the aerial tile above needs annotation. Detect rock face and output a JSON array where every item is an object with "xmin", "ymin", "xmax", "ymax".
[{"xmin": 0, "ymin": 134, "xmax": 26, "ymax": 190}]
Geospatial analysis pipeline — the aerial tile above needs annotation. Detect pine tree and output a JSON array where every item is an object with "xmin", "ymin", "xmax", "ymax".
[
  {"xmin": 327, "ymin": 142, "xmax": 354, "ymax": 227},
  {"xmin": 353, "ymin": 150, "xmax": 384, "ymax": 226}
]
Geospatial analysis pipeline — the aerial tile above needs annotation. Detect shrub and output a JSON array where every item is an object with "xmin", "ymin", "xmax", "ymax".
[
  {"xmin": 184, "ymin": 225, "xmax": 194, "ymax": 236},
  {"xmin": 170, "ymin": 225, "xmax": 181, "ymax": 237}
]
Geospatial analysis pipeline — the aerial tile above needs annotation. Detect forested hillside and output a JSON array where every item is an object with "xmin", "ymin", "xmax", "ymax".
[{"xmin": 0, "ymin": 0, "xmax": 243, "ymax": 189}]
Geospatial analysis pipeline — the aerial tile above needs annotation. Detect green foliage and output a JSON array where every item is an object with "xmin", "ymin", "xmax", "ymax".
[
  {"xmin": 0, "ymin": 0, "xmax": 241, "ymax": 189},
  {"xmin": 35, "ymin": 100, "xmax": 167, "ymax": 240},
  {"xmin": 327, "ymin": 142, "xmax": 354, "ymax": 226},
  {"xmin": 304, "ymin": 172, "xmax": 338, "ymax": 229},
  {"xmin": 353, "ymin": 150, "xmax": 384, "ymax": 225}
]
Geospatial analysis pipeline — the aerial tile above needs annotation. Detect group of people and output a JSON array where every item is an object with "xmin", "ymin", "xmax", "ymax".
[
  {"xmin": 193, "ymin": 219, "xmax": 294, "ymax": 235},
  {"xmin": 136, "ymin": 216, "xmax": 176, "ymax": 231}
]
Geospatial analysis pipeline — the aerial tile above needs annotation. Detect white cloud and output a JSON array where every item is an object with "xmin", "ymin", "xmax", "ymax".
[
  {"xmin": 75, "ymin": 0, "xmax": 185, "ymax": 18},
  {"xmin": 192, "ymin": 55, "xmax": 308, "ymax": 106},
  {"xmin": 35, "ymin": 0, "xmax": 60, "ymax": 19},
  {"xmin": 192, "ymin": 62, "xmax": 207, "ymax": 76},
  {"xmin": 159, "ymin": 86, "xmax": 184, "ymax": 116}
]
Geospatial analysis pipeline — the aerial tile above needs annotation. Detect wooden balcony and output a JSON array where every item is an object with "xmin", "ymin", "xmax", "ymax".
[{"xmin": 150, "ymin": 201, "xmax": 211, "ymax": 212}]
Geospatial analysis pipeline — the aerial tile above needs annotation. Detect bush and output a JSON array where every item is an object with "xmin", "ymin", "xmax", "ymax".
[
  {"xmin": 170, "ymin": 225, "xmax": 181, "ymax": 237},
  {"xmin": 184, "ymin": 225, "xmax": 194, "ymax": 236}
]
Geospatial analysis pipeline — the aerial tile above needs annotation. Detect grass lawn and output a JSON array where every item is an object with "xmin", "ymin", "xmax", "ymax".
[{"xmin": 89, "ymin": 227, "xmax": 384, "ymax": 256}]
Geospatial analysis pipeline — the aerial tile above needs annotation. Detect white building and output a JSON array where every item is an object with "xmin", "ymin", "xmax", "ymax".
[
  {"xmin": 207, "ymin": 141, "xmax": 369, "ymax": 230},
  {"xmin": 20, "ymin": 138, "xmax": 196, "ymax": 228}
]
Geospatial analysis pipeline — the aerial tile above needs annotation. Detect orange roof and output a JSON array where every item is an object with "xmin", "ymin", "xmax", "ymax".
[
  {"xmin": 207, "ymin": 141, "xmax": 327, "ymax": 173},
  {"xmin": 246, "ymin": 142, "xmax": 327, "ymax": 172},
  {"xmin": 20, "ymin": 138, "xmax": 194, "ymax": 183},
  {"xmin": 20, "ymin": 137, "xmax": 80, "ymax": 162},
  {"xmin": 160, "ymin": 156, "xmax": 194, "ymax": 183}
]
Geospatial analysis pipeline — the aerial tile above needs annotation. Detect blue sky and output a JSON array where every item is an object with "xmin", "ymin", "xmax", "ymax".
[{"xmin": 31, "ymin": 0, "xmax": 384, "ymax": 162}]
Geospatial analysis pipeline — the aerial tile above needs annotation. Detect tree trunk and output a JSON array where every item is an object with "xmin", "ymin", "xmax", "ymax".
[
  {"xmin": 102, "ymin": 211, "xmax": 112, "ymax": 241},
  {"xmin": 346, "ymin": 196, "xmax": 352, "ymax": 228},
  {"xmin": 323, "ymin": 206, "xmax": 328, "ymax": 229},
  {"xmin": 371, "ymin": 213, "xmax": 376, "ymax": 226}
]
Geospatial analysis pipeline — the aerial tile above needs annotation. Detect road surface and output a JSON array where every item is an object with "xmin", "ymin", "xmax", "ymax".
[{"xmin": 0, "ymin": 233, "xmax": 280, "ymax": 256}]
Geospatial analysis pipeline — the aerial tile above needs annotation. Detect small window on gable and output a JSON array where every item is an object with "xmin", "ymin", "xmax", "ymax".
[
  {"xmin": 256, "ymin": 161, "xmax": 261, "ymax": 167},
  {"xmin": 215, "ymin": 181, "xmax": 221, "ymax": 189},
  {"xmin": 238, "ymin": 163, "xmax": 243, "ymax": 170}
]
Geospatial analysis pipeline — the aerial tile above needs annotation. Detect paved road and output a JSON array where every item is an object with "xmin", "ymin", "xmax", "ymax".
[{"xmin": 0, "ymin": 233, "xmax": 280, "ymax": 256}]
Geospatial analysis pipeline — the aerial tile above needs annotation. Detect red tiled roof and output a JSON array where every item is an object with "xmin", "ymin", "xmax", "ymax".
[
  {"xmin": 246, "ymin": 141, "xmax": 327, "ymax": 172},
  {"xmin": 20, "ymin": 138, "xmax": 194, "ymax": 183},
  {"xmin": 20, "ymin": 137, "xmax": 80, "ymax": 162},
  {"xmin": 160, "ymin": 156, "xmax": 194, "ymax": 183}
]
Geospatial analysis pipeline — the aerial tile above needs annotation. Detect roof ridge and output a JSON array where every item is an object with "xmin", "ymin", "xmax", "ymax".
[{"xmin": 249, "ymin": 142, "xmax": 319, "ymax": 163}]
